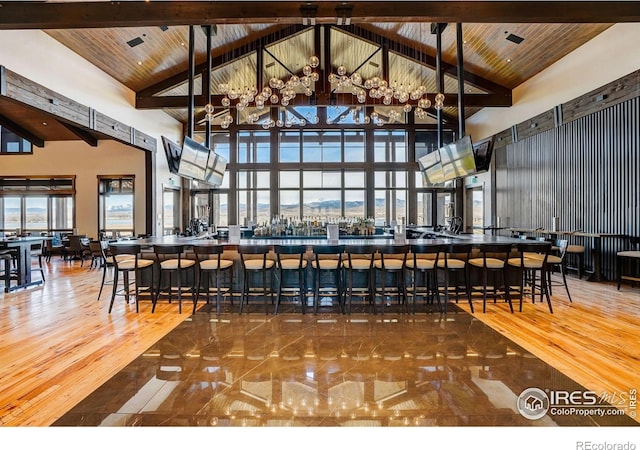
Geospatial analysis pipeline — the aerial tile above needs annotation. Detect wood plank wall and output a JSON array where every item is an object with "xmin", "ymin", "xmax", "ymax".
[{"xmin": 495, "ymin": 96, "xmax": 640, "ymax": 280}]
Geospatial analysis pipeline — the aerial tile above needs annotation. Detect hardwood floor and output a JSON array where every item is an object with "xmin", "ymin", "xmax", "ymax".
[{"xmin": 0, "ymin": 257, "xmax": 639, "ymax": 426}]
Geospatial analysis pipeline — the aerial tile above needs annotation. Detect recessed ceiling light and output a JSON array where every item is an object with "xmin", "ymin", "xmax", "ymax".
[
  {"xmin": 137, "ymin": 61, "xmax": 143, "ymax": 65},
  {"xmin": 506, "ymin": 58, "xmax": 512, "ymax": 63},
  {"xmin": 42, "ymin": 122, "xmax": 48, "ymax": 126}
]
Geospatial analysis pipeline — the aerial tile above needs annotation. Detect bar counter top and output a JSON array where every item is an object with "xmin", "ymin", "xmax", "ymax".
[{"xmin": 113, "ymin": 233, "xmax": 525, "ymax": 248}]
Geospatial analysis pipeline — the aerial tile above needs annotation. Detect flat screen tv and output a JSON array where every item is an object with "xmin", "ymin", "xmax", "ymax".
[
  {"xmin": 417, "ymin": 150, "xmax": 446, "ymax": 185},
  {"xmin": 178, "ymin": 136, "xmax": 209, "ymax": 181},
  {"xmin": 472, "ymin": 137, "xmax": 494, "ymax": 173},
  {"xmin": 204, "ymin": 151, "xmax": 228, "ymax": 187},
  {"xmin": 161, "ymin": 136, "xmax": 182, "ymax": 175},
  {"xmin": 440, "ymin": 135, "xmax": 476, "ymax": 181}
]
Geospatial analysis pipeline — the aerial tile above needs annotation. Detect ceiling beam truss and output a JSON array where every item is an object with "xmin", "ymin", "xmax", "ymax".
[{"xmin": 0, "ymin": 2, "xmax": 637, "ymax": 29}]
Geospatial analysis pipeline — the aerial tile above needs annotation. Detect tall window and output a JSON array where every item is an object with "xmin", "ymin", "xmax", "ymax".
[
  {"xmin": 0, "ymin": 177, "xmax": 75, "ymax": 235},
  {"xmin": 98, "ymin": 176, "xmax": 135, "ymax": 238},
  {"xmin": 194, "ymin": 126, "xmax": 458, "ymax": 227},
  {"xmin": 374, "ymin": 131, "xmax": 407, "ymax": 225},
  {"xmin": 276, "ymin": 130, "xmax": 366, "ymax": 219}
]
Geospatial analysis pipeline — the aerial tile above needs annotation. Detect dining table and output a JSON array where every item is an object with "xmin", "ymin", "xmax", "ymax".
[{"xmin": 0, "ymin": 236, "xmax": 48, "ymax": 292}]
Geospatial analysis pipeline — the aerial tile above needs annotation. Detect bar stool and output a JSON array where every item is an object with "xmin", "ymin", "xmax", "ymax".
[
  {"xmin": 617, "ymin": 236, "xmax": 640, "ymax": 290},
  {"xmin": 508, "ymin": 242, "xmax": 553, "ymax": 313},
  {"xmin": 342, "ymin": 244, "xmax": 376, "ymax": 314},
  {"xmin": 30, "ymin": 240, "xmax": 46, "ymax": 283},
  {"xmin": 310, "ymin": 244, "xmax": 344, "ymax": 314},
  {"xmin": 373, "ymin": 244, "xmax": 410, "ymax": 314},
  {"xmin": 565, "ymin": 237, "xmax": 586, "ymax": 279},
  {"xmin": 1, "ymin": 250, "xmax": 17, "ymax": 293},
  {"xmin": 532, "ymin": 239, "xmax": 573, "ymax": 303},
  {"xmin": 192, "ymin": 244, "xmax": 234, "ymax": 314},
  {"xmin": 468, "ymin": 243, "xmax": 513, "ymax": 313},
  {"xmin": 274, "ymin": 244, "xmax": 308, "ymax": 314},
  {"xmin": 436, "ymin": 243, "xmax": 473, "ymax": 313},
  {"xmin": 238, "ymin": 244, "xmax": 275, "ymax": 314},
  {"xmin": 97, "ymin": 240, "xmax": 114, "ymax": 301},
  {"xmin": 407, "ymin": 243, "xmax": 445, "ymax": 313},
  {"xmin": 108, "ymin": 243, "xmax": 155, "ymax": 313},
  {"xmin": 153, "ymin": 244, "xmax": 196, "ymax": 314}
]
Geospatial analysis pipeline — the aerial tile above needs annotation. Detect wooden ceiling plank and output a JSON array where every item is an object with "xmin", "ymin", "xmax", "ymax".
[
  {"xmin": 138, "ymin": 24, "xmax": 306, "ymax": 97},
  {"xmin": 137, "ymin": 23, "xmax": 511, "ymax": 111},
  {"xmin": 58, "ymin": 121, "xmax": 98, "ymax": 147},
  {"xmin": 0, "ymin": 2, "xmax": 637, "ymax": 29},
  {"xmin": 0, "ymin": 113, "xmax": 45, "ymax": 147},
  {"xmin": 346, "ymin": 25, "xmax": 510, "ymax": 95}
]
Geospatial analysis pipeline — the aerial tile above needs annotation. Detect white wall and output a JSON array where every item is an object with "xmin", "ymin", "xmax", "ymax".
[
  {"xmin": 0, "ymin": 141, "xmax": 146, "ymax": 239},
  {"xmin": 0, "ymin": 30, "xmax": 183, "ymax": 236},
  {"xmin": 464, "ymin": 23, "xmax": 640, "ymax": 228},
  {"xmin": 466, "ymin": 23, "xmax": 640, "ymax": 140}
]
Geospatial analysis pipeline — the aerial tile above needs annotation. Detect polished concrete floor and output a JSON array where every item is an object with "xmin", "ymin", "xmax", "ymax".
[{"xmin": 54, "ymin": 300, "xmax": 636, "ymax": 427}]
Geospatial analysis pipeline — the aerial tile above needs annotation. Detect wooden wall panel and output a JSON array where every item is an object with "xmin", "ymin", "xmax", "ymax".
[
  {"xmin": 562, "ymin": 69, "xmax": 640, "ymax": 124},
  {"xmin": 516, "ymin": 109, "xmax": 556, "ymax": 142},
  {"xmin": 496, "ymin": 97, "xmax": 640, "ymax": 280}
]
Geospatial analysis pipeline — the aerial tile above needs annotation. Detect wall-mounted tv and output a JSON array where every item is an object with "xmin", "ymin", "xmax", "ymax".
[
  {"xmin": 178, "ymin": 136, "xmax": 209, "ymax": 181},
  {"xmin": 161, "ymin": 136, "xmax": 182, "ymax": 175},
  {"xmin": 204, "ymin": 152, "xmax": 228, "ymax": 187},
  {"xmin": 440, "ymin": 135, "xmax": 476, "ymax": 180},
  {"xmin": 472, "ymin": 137, "xmax": 494, "ymax": 173},
  {"xmin": 417, "ymin": 150, "xmax": 446, "ymax": 185}
]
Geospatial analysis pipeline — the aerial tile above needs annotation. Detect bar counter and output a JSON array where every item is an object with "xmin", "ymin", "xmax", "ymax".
[{"xmin": 115, "ymin": 232, "xmax": 524, "ymax": 249}]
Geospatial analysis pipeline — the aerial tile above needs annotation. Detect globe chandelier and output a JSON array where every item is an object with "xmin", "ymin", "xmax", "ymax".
[
  {"xmin": 203, "ymin": 54, "xmax": 321, "ymax": 129},
  {"xmin": 327, "ymin": 64, "xmax": 445, "ymax": 125}
]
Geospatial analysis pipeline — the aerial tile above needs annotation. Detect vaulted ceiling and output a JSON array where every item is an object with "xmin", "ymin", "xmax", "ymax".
[{"xmin": 1, "ymin": 1, "xmax": 637, "ymax": 139}]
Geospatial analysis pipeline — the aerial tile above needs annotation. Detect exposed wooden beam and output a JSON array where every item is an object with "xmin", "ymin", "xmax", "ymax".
[
  {"xmin": 0, "ymin": 2, "xmax": 637, "ymax": 29},
  {"xmin": 0, "ymin": 113, "xmax": 45, "ymax": 147},
  {"xmin": 136, "ymin": 92, "xmax": 511, "ymax": 109},
  {"xmin": 58, "ymin": 120, "xmax": 98, "ymax": 147}
]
